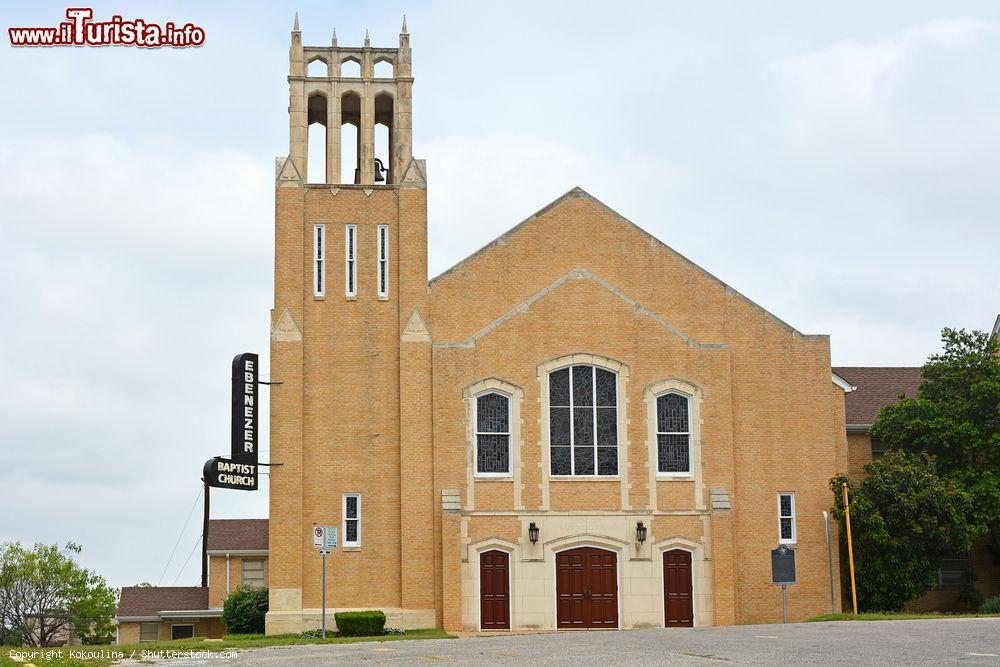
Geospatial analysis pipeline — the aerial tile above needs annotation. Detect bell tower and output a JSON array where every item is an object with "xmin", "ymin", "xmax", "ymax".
[
  {"xmin": 268, "ymin": 15, "xmax": 435, "ymax": 634},
  {"xmin": 287, "ymin": 13, "xmax": 413, "ymax": 185}
]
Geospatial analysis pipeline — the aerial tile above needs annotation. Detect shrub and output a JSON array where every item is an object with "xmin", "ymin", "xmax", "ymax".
[
  {"xmin": 981, "ymin": 596, "xmax": 1000, "ymax": 614},
  {"xmin": 222, "ymin": 585, "xmax": 268, "ymax": 634},
  {"xmin": 334, "ymin": 610, "xmax": 386, "ymax": 637},
  {"xmin": 959, "ymin": 586, "xmax": 985, "ymax": 611}
]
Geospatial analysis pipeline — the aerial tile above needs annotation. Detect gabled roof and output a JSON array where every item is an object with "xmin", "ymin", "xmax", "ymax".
[
  {"xmin": 430, "ymin": 187, "xmax": 823, "ymax": 340},
  {"xmin": 118, "ymin": 587, "xmax": 208, "ymax": 617},
  {"xmin": 833, "ymin": 366, "xmax": 923, "ymax": 426},
  {"xmin": 206, "ymin": 519, "xmax": 268, "ymax": 551}
]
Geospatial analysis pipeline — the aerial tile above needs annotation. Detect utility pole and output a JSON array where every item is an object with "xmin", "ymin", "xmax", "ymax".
[{"xmin": 201, "ymin": 477, "xmax": 210, "ymax": 588}]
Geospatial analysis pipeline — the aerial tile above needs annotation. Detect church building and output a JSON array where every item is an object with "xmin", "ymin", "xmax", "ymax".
[{"xmin": 264, "ymin": 18, "xmax": 849, "ymax": 633}]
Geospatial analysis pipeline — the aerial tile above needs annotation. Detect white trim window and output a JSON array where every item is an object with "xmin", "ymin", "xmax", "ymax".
[
  {"xmin": 344, "ymin": 224, "xmax": 357, "ymax": 297},
  {"xmin": 475, "ymin": 392, "xmax": 511, "ymax": 476},
  {"xmin": 656, "ymin": 392, "xmax": 692, "ymax": 475},
  {"xmin": 313, "ymin": 224, "xmax": 326, "ymax": 297},
  {"xmin": 549, "ymin": 365, "xmax": 618, "ymax": 476},
  {"xmin": 778, "ymin": 492, "xmax": 796, "ymax": 544},
  {"xmin": 343, "ymin": 493, "xmax": 361, "ymax": 547},
  {"xmin": 376, "ymin": 224, "xmax": 389, "ymax": 298}
]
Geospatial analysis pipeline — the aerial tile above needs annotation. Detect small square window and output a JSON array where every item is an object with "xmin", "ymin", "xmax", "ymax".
[{"xmin": 139, "ymin": 623, "xmax": 159, "ymax": 642}]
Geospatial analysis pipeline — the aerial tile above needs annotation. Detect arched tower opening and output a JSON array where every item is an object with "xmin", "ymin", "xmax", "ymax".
[
  {"xmin": 341, "ymin": 91, "xmax": 361, "ymax": 184},
  {"xmin": 306, "ymin": 92, "xmax": 328, "ymax": 183},
  {"xmin": 374, "ymin": 92, "xmax": 394, "ymax": 183}
]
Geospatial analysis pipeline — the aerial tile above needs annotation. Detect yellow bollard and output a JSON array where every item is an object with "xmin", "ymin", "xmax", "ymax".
[{"xmin": 842, "ymin": 481, "xmax": 858, "ymax": 615}]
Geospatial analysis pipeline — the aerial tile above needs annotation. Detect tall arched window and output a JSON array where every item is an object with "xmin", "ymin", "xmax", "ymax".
[
  {"xmin": 549, "ymin": 365, "xmax": 617, "ymax": 476},
  {"xmin": 656, "ymin": 392, "xmax": 691, "ymax": 474},
  {"xmin": 476, "ymin": 392, "xmax": 510, "ymax": 476}
]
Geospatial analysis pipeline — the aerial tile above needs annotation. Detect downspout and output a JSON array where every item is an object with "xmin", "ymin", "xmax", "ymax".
[{"xmin": 226, "ymin": 552, "xmax": 231, "ymax": 597}]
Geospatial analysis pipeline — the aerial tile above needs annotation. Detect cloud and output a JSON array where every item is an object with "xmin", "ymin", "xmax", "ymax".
[{"xmin": 0, "ymin": 130, "xmax": 271, "ymax": 587}]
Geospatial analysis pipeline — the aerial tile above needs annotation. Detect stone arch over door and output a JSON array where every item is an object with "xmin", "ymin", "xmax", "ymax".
[
  {"xmin": 653, "ymin": 536, "xmax": 713, "ymax": 627},
  {"xmin": 463, "ymin": 538, "xmax": 520, "ymax": 631},
  {"xmin": 547, "ymin": 535, "xmax": 625, "ymax": 630}
]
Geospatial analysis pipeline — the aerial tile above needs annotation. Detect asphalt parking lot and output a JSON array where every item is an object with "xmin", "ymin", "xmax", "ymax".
[{"xmin": 133, "ymin": 618, "xmax": 1000, "ymax": 665}]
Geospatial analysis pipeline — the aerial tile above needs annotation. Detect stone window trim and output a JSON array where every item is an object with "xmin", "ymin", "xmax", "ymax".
[
  {"xmin": 463, "ymin": 379, "xmax": 524, "ymax": 510},
  {"xmin": 644, "ymin": 378, "xmax": 704, "ymax": 511},
  {"xmin": 473, "ymin": 390, "xmax": 513, "ymax": 478},
  {"xmin": 645, "ymin": 380, "xmax": 700, "ymax": 480},
  {"xmin": 537, "ymin": 354, "xmax": 631, "ymax": 510}
]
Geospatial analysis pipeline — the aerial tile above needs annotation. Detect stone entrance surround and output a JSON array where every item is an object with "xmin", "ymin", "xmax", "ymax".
[{"xmin": 460, "ymin": 515, "xmax": 714, "ymax": 631}]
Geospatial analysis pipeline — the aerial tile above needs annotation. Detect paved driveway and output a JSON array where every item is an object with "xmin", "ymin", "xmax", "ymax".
[{"xmin": 135, "ymin": 619, "xmax": 1000, "ymax": 665}]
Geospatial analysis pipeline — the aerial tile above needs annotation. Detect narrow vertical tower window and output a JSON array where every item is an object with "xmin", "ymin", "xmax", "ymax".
[
  {"xmin": 377, "ymin": 224, "xmax": 389, "ymax": 298},
  {"xmin": 313, "ymin": 224, "xmax": 325, "ymax": 297},
  {"xmin": 345, "ymin": 224, "xmax": 357, "ymax": 297}
]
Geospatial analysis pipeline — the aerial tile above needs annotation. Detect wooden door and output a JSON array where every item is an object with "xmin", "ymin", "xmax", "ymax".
[
  {"xmin": 480, "ymin": 550, "xmax": 510, "ymax": 630},
  {"xmin": 556, "ymin": 547, "xmax": 618, "ymax": 628},
  {"xmin": 663, "ymin": 549, "xmax": 694, "ymax": 627}
]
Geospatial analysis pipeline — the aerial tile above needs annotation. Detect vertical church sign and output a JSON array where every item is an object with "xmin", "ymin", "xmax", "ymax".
[{"xmin": 231, "ymin": 352, "xmax": 259, "ymax": 464}]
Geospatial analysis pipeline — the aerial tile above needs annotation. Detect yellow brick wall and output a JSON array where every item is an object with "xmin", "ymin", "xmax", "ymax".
[
  {"xmin": 209, "ymin": 555, "xmax": 269, "ymax": 608},
  {"xmin": 270, "ymin": 183, "xmax": 848, "ymax": 631}
]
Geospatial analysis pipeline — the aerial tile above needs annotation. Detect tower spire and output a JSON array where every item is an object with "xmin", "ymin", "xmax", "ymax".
[
  {"xmin": 364, "ymin": 29, "xmax": 370, "ymax": 47},
  {"xmin": 331, "ymin": 27, "xmax": 337, "ymax": 46},
  {"xmin": 292, "ymin": 11, "xmax": 299, "ymax": 32},
  {"xmin": 402, "ymin": 15, "xmax": 408, "ymax": 34}
]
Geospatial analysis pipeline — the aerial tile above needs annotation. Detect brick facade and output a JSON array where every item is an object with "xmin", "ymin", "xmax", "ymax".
[{"xmin": 265, "ymin": 21, "xmax": 848, "ymax": 634}]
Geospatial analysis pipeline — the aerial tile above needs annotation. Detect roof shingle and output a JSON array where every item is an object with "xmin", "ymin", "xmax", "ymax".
[
  {"xmin": 833, "ymin": 366, "xmax": 923, "ymax": 425},
  {"xmin": 206, "ymin": 518, "xmax": 268, "ymax": 551},
  {"xmin": 118, "ymin": 587, "xmax": 208, "ymax": 616}
]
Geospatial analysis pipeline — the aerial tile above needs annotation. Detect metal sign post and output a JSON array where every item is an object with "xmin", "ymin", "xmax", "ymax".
[
  {"xmin": 321, "ymin": 549, "xmax": 328, "ymax": 639},
  {"xmin": 771, "ymin": 544, "xmax": 796, "ymax": 623},
  {"xmin": 313, "ymin": 525, "xmax": 338, "ymax": 639},
  {"xmin": 823, "ymin": 511, "xmax": 835, "ymax": 614},
  {"xmin": 781, "ymin": 584, "xmax": 788, "ymax": 623}
]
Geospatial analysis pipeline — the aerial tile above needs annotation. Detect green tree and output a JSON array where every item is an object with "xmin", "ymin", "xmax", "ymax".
[
  {"xmin": 0, "ymin": 542, "xmax": 118, "ymax": 646},
  {"xmin": 869, "ymin": 328, "xmax": 1000, "ymax": 558},
  {"xmin": 830, "ymin": 451, "xmax": 979, "ymax": 611},
  {"xmin": 222, "ymin": 585, "xmax": 268, "ymax": 634}
]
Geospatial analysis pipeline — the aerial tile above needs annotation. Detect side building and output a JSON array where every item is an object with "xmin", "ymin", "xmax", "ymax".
[{"xmin": 117, "ymin": 519, "xmax": 268, "ymax": 642}]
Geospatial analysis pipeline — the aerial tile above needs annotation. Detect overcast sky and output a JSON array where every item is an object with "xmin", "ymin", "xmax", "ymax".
[{"xmin": 1, "ymin": 1, "xmax": 998, "ymax": 589}]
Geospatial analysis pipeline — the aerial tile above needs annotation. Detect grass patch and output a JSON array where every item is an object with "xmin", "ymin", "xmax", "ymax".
[
  {"xmin": 1, "ymin": 628, "xmax": 453, "ymax": 666},
  {"xmin": 807, "ymin": 612, "xmax": 1000, "ymax": 622}
]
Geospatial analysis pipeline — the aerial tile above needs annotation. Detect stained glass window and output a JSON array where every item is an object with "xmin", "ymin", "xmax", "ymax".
[
  {"xmin": 476, "ymin": 392, "xmax": 510, "ymax": 475},
  {"xmin": 656, "ymin": 392, "xmax": 691, "ymax": 474},
  {"xmin": 549, "ymin": 365, "xmax": 617, "ymax": 476}
]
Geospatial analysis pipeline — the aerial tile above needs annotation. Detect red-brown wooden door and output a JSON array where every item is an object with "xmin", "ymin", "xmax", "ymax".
[
  {"xmin": 556, "ymin": 547, "xmax": 618, "ymax": 628},
  {"xmin": 663, "ymin": 549, "xmax": 693, "ymax": 627},
  {"xmin": 480, "ymin": 550, "xmax": 510, "ymax": 630}
]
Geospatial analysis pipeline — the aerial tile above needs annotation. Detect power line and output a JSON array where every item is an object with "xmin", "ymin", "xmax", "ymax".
[
  {"xmin": 172, "ymin": 534, "xmax": 203, "ymax": 585},
  {"xmin": 156, "ymin": 486, "xmax": 202, "ymax": 586}
]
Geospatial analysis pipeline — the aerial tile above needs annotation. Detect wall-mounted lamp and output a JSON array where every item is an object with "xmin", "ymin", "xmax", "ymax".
[
  {"xmin": 528, "ymin": 522, "xmax": 539, "ymax": 544},
  {"xmin": 636, "ymin": 521, "xmax": 647, "ymax": 545}
]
